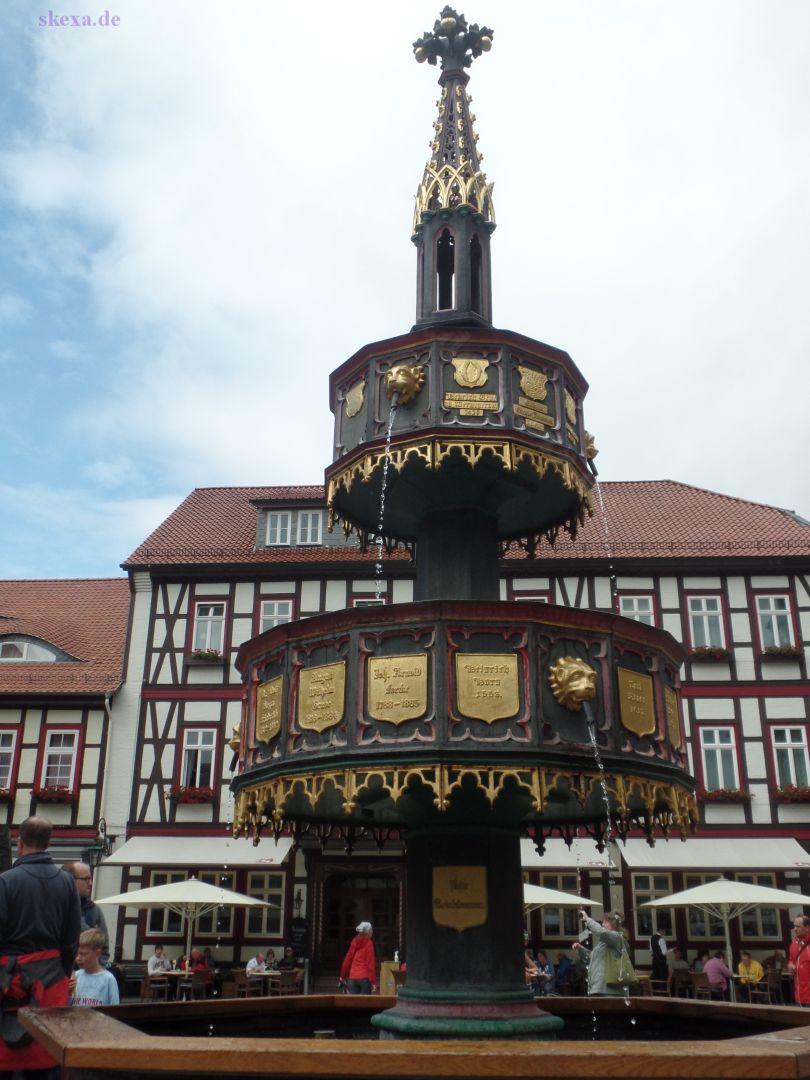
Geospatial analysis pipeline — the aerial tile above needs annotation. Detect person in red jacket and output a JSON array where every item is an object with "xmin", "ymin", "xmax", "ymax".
[
  {"xmin": 339, "ymin": 921, "xmax": 377, "ymax": 994},
  {"xmin": 787, "ymin": 914, "xmax": 810, "ymax": 1006}
]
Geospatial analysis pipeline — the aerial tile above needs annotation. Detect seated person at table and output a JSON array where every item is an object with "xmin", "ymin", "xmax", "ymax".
[
  {"xmin": 693, "ymin": 950, "xmax": 709, "ymax": 973},
  {"xmin": 524, "ymin": 948, "xmax": 539, "ymax": 990},
  {"xmin": 147, "ymin": 944, "xmax": 172, "ymax": 977},
  {"xmin": 535, "ymin": 950, "xmax": 556, "ymax": 996},
  {"xmin": 71, "ymin": 930, "xmax": 120, "ymax": 1007},
  {"xmin": 277, "ymin": 945, "xmax": 297, "ymax": 970},
  {"xmin": 246, "ymin": 951, "xmax": 267, "ymax": 975},
  {"xmin": 189, "ymin": 947, "xmax": 214, "ymax": 984},
  {"xmin": 703, "ymin": 951, "xmax": 733, "ymax": 994},
  {"xmin": 763, "ymin": 948, "xmax": 786, "ymax": 973},
  {"xmin": 738, "ymin": 951, "xmax": 764, "ymax": 984},
  {"xmin": 265, "ymin": 948, "xmax": 277, "ymax": 969},
  {"xmin": 202, "ymin": 946, "xmax": 215, "ymax": 969},
  {"xmin": 667, "ymin": 946, "xmax": 690, "ymax": 972}
]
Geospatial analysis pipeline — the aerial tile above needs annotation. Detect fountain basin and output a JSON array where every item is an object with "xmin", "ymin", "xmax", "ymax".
[{"xmin": 21, "ymin": 995, "xmax": 810, "ymax": 1079}]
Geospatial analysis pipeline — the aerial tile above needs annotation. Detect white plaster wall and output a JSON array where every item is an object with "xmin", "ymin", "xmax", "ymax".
[
  {"xmin": 690, "ymin": 663, "xmax": 731, "ymax": 681},
  {"xmin": 499, "ymin": 578, "xmax": 507, "ymax": 599},
  {"xmin": 198, "ymin": 583, "xmax": 230, "ymax": 596},
  {"xmin": 85, "ymin": 709, "xmax": 104, "ymax": 742},
  {"xmin": 750, "ymin": 575, "xmax": 790, "ymax": 589},
  {"xmin": 734, "ymin": 648, "xmax": 756, "ymax": 680},
  {"xmin": 730, "ymin": 612, "xmax": 752, "ymax": 642},
  {"xmin": 185, "ymin": 701, "xmax": 221, "ymax": 722},
  {"xmin": 300, "ymin": 580, "xmax": 321, "ymax": 613},
  {"xmin": 391, "ymin": 579, "xmax": 413, "ymax": 604},
  {"xmin": 749, "ymin": 784, "xmax": 772, "ymax": 824},
  {"xmin": 778, "ymin": 805, "xmax": 810, "ymax": 825},
  {"xmin": 797, "ymin": 578, "xmax": 810, "ymax": 605},
  {"xmin": 765, "ymin": 698, "xmax": 807, "ymax": 720},
  {"xmin": 616, "ymin": 576, "xmax": 654, "ymax": 590},
  {"xmin": 761, "ymin": 661, "xmax": 802, "ymax": 681},
  {"xmin": 230, "ymin": 615, "xmax": 254, "ymax": 648},
  {"xmin": 324, "ymin": 580, "xmax": 347, "ymax": 610},
  {"xmin": 661, "ymin": 613, "xmax": 683, "ymax": 641},
  {"xmin": 659, "ymin": 578, "xmax": 680, "ymax": 609},
  {"xmin": 105, "ymin": 572, "xmax": 154, "ymax": 836},
  {"xmin": 693, "ymin": 699, "xmax": 735, "ymax": 720},
  {"xmin": 171, "ymin": 620, "xmax": 188, "ymax": 649},
  {"xmin": 515, "ymin": 577, "xmax": 550, "ymax": 590},
  {"xmin": 352, "ymin": 580, "xmax": 378, "ymax": 592},
  {"xmin": 82, "ymin": 746, "xmax": 101, "ymax": 784},
  {"xmin": 683, "ymin": 577, "xmax": 722, "ymax": 590},
  {"xmin": 593, "ymin": 578, "xmax": 612, "ymax": 609},
  {"xmin": 704, "ymin": 804, "xmax": 747, "ymax": 825},
  {"xmin": 260, "ymin": 580, "xmax": 295, "ymax": 593},
  {"xmin": 745, "ymin": 746, "xmax": 767, "ymax": 780},
  {"xmin": 740, "ymin": 699, "xmax": 763, "ymax": 738},
  {"xmin": 726, "ymin": 577, "xmax": 747, "ymax": 607},
  {"xmin": 800, "ymin": 613, "xmax": 810, "ymax": 640},
  {"xmin": 234, "ymin": 582, "xmax": 254, "ymax": 610}
]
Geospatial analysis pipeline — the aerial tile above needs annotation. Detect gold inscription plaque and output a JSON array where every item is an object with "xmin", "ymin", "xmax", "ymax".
[
  {"xmin": 514, "ymin": 396, "xmax": 554, "ymax": 430},
  {"xmin": 442, "ymin": 391, "xmax": 499, "ymax": 416},
  {"xmin": 665, "ymin": 686, "xmax": 682, "ymax": 749},
  {"xmin": 455, "ymin": 653, "xmax": 519, "ymax": 723},
  {"xmin": 617, "ymin": 668, "xmax": 656, "ymax": 738},
  {"xmin": 298, "ymin": 662, "xmax": 346, "ymax": 733},
  {"xmin": 256, "ymin": 675, "xmax": 284, "ymax": 743},
  {"xmin": 451, "ymin": 357, "xmax": 489, "ymax": 388},
  {"xmin": 367, "ymin": 654, "xmax": 428, "ymax": 725},
  {"xmin": 432, "ymin": 866, "xmax": 488, "ymax": 932}
]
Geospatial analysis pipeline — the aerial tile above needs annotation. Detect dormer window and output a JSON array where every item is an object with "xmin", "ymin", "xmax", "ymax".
[
  {"xmin": 0, "ymin": 637, "xmax": 65, "ymax": 662},
  {"xmin": 264, "ymin": 510, "xmax": 323, "ymax": 547}
]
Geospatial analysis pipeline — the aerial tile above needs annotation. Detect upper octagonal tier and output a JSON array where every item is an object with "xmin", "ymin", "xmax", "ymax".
[{"xmin": 326, "ymin": 326, "xmax": 595, "ymax": 554}]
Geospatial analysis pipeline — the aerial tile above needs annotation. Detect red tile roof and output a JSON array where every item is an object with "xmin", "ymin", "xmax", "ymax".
[
  {"xmin": 0, "ymin": 579, "xmax": 130, "ymax": 695},
  {"xmin": 122, "ymin": 480, "xmax": 810, "ymax": 569}
]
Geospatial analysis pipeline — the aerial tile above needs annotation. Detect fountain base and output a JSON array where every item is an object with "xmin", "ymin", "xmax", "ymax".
[{"xmin": 372, "ymin": 990, "xmax": 564, "ymax": 1039}]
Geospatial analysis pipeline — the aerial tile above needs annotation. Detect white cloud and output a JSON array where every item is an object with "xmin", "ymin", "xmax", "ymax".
[
  {"xmin": 0, "ymin": 291, "xmax": 32, "ymax": 323},
  {"xmin": 1, "ymin": 0, "xmax": 809, "ymax": 578}
]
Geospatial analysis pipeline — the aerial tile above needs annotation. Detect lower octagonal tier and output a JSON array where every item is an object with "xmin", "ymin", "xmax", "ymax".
[{"xmin": 231, "ymin": 601, "xmax": 696, "ymax": 846}]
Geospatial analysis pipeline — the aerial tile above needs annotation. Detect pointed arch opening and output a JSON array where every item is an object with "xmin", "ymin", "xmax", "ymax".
[
  {"xmin": 470, "ymin": 234, "xmax": 483, "ymax": 314},
  {"xmin": 436, "ymin": 228, "xmax": 455, "ymax": 310}
]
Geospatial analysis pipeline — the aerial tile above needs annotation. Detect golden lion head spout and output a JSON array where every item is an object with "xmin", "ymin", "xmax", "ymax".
[
  {"xmin": 385, "ymin": 363, "xmax": 425, "ymax": 405},
  {"xmin": 548, "ymin": 657, "xmax": 597, "ymax": 712}
]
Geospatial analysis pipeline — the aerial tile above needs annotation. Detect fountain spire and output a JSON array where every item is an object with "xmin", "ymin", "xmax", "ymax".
[{"xmin": 412, "ymin": 7, "xmax": 496, "ymax": 330}]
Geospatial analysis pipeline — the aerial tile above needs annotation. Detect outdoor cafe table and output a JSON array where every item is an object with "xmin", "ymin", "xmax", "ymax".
[{"xmin": 247, "ymin": 970, "xmax": 281, "ymax": 994}]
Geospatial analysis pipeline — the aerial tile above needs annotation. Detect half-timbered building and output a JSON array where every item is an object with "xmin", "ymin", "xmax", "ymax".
[
  {"xmin": 92, "ymin": 477, "xmax": 810, "ymax": 973},
  {"xmin": 0, "ymin": 578, "xmax": 129, "ymax": 861}
]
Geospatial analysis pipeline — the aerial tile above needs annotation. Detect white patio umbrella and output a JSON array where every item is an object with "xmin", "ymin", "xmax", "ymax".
[
  {"xmin": 96, "ymin": 877, "xmax": 276, "ymax": 959},
  {"xmin": 523, "ymin": 883, "xmax": 603, "ymax": 912},
  {"xmin": 643, "ymin": 878, "xmax": 810, "ymax": 1001}
]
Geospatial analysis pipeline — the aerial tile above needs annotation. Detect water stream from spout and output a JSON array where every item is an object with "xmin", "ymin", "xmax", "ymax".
[
  {"xmin": 374, "ymin": 398, "xmax": 399, "ymax": 601},
  {"xmin": 592, "ymin": 479, "xmax": 618, "ymax": 612}
]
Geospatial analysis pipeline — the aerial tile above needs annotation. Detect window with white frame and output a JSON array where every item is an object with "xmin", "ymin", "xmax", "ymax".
[
  {"xmin": 536, "ymin": 874, "xmax": 579, "ymax": 937},
  {"xmin": 266, "ymin": 512, "xmax": 291, "ymax": 546},
  {"xmin": 297, "ymin": 511, "xmax": 322, "ymax": 545},
  {"xmin": 632, "ymin": 874, "xmax": 673, "ymax": 937},
  {"xmin": 148, "ymin": 871, "xmax": 186, "ymax": 934},
  {"xmin": 514, "ymin": 594, "xmax": 550, "ymax": 604},
  {"xmin": 41, "ymin": 730, "xmax": 78, "ymax": 789},
  {"xmin": 773, "ymin": 726, "xmax": 810, "ymax": 788},
  {"xmin": 0, "ymin": 638, "xmax": 62, "ymax": 662},
  {"xmin": 619, "ymin": 596, "xmax": 655, "ymax": 626},
  {"xmin": 197, "ymin": 871, "xmax": 235, "ymax": 935},
  {"xmin": 756, "ymin": 595, "xmax": 795, "ymax": 649},
  {"xmin": 688, "ymin": 596, "xmax": 725, "ymax": 648},
  {"xmin": 736, "ymin": 873, "xmax": 780, "ymax": 938},
  {"xmin": 700, "ymin": 727, "xmax": 739, "ymax": 791},
  {"xmin": 0, "ymin": 731, "xmax": 18, "ymax": 790},
  {"xmin": 353, "ymin": 598, "xmax": 386, "ymax": 607},
  {"xmin": 181, "ymin": 728, "xmax": 216, "ymax": 788},
  {"xmin": 245, "ymin": 872, "xmax": 284, "ymax": 936},
  {"xmin": 684, "ymin": 874, "xmax": 724, "ymax": 937},
  {"xmin": 260, "ymin": 600, "xmax": 293, "ymax": 633},
  {"xmin": 193, "ymin": 602, "xmax": 225, "ymax": 652}
]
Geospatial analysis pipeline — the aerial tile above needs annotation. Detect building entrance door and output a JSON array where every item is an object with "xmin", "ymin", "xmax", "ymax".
[{"xmin": 321, "ymin": 871, "xmax": 400, "ymax": 976}]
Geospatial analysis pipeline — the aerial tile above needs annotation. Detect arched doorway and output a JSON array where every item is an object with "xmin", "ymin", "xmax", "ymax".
[{"xmin": 318, "ymin": 865, "xmax": 402, "ymax": 975}]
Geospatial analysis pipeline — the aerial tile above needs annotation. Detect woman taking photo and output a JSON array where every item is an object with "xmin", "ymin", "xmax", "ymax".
[{"xmin": 339, "ymin": 921, "xmax": 377, "ymax": 994}]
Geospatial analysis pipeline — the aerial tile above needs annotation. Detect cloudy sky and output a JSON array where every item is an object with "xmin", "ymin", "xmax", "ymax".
[{"xmin": 1, "ymin": 0, "xmax": 808, "ymax": 580}]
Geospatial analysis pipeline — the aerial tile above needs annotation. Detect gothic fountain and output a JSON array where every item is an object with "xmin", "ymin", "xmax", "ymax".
[{"xmin": 20, "ymin": 8, "xmax": 810, "ymax": 1078}]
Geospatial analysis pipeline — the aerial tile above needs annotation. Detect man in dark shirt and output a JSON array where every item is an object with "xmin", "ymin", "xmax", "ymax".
[
  {"xmin": 64, "ymin": 861, "xmax": 110, "ymax": 967},
  {"xmin": 0, "ymin": 815, "xmax": 81, "ymax": 1078}
]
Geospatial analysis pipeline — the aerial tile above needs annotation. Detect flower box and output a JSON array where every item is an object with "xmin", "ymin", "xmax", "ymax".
[
  {"xmin": 776, "ymin": 785, "xmax": 810, "ymax": 803},
  {"xmin": 168, "ymin": 785, "xmax": 216, "ymax": 805},
  {"xmin": 762, "ymin": 645, "xmax": 803, "ymax": 660},
  {"xmin": 689, "ymin": 646, "xmax": 732, "ymax": 662},
  {"xmin": 0, "ymin": 789, "xmax": 11, "ymax": 802},
  {"xmin": 185, "ymin": 650, "xmax": 225, "ymax": 666},
  {"xmin": 33, "ymin": 785, "xmax": 76, "ymax": 804},
  {"xmin": 698, "ymin": 788, "xmax": 751, "ymax": 804}
]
